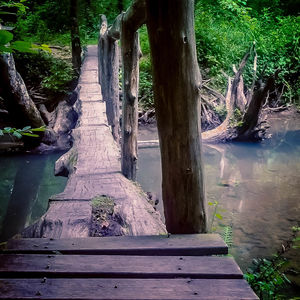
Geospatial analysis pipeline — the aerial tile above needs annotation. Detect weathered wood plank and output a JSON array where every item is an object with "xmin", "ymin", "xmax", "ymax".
[
  {"xmin": 0, "ymin": 278, "xmax": 259, "ymax": 299},
  {"xmin": 3, "ymin": 234, "xmax": 228, "ymax": 255},
  {"xmin": 24, "ymin": 45, "xmax": 166, "ymax": 238},
  {"xmin": 0, "ymin": 255, "xmax": 242, "ymax": 279}
]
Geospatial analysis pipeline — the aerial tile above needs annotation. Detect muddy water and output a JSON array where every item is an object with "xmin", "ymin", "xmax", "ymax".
[
  {"xmin": 137, "ymin": 113, "xmax": 300, "ymax": 271},
  {"xmin": 0, "ymin": 152, "xmax": 67, "ymax": 242}
]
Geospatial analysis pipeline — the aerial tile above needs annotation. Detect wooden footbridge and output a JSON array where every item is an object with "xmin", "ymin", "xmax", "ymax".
[
  {"xmin": 0, "ymin": 45, "xmax": 258, "ymax": 299},
  {"xmin": 0, "ymin": 234, "xmax": 258, "ymax": 299},
  {"xmin": 0, "ymin": 2, "xmax": 258, "ymax": 296}
]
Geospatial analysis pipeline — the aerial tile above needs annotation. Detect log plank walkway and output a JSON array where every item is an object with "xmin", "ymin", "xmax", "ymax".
[
  {"xmin": 0, "ymin": 234, "xmax": 258, "ymax": 299},
  {"xmin": 23, "ymin": 45, "xmax": 166, "ymax": 238}
]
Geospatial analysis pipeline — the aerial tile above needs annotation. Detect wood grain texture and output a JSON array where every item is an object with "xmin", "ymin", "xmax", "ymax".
[
  {"xmin": 21, "ymin": 45, "xmax": 166, "ymax": 238},
  {"xmin": 146, "ymin": 0, "xmax": 207, "ymax": 233},
  {"xmin": 0, "ymin": 254, "xmax": 242, "ymax": 279},
  {"xmin": 0, "ymin": 278, "xmax": 259, "ymax": 299},
  {"xmin": 3, "ymin": 234, "xmax": 227, "ymax": 255},
  {"xmin": 98, "ymin": 15, "xmax": 120, "ymax": 142},
  {"xmin": 120, "ymin": 26, "xmax": 139, "ymax": 180}
]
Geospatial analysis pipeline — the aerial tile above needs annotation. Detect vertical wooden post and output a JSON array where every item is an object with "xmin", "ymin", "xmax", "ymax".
[
  {"xmin": 120, "ymin": 24, "xmax": 140, "ymax": 180},
  {"xmin": 98, "ymin": 15, "xmax": 120, "ymax": 143},
  {"xmin": 146, "ymin": 0, "xmax": 208, "ymax": 233}
]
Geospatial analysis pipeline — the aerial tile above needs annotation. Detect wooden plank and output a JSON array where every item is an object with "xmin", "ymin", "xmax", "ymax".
[
  {"xmin": 2, "ymin": 234, "xmax": 228, "ymax": 255},
  {"xmin": 0, "ymin": 278, "xmax": 259, "ymax": 299},
  {"xmin": 0, "ymin": 255, "xmax": 242, "ymax": 279}
]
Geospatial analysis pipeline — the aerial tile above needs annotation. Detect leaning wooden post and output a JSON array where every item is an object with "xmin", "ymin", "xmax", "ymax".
[
  {"xmin": 146, "ymin": 0, "xmax": 208, "ymax": 233},
  {"xmin": 119, "ymin": 0, "xmax": 146, "ymax": 180},
  {"xmin": 98, "ymin": 15, "xmax": 120, "ymax": 143},
  {"xmin": 98, "ymin": 16, "xmax": 108, "ymax": 99},
  {"xmin": 120, "ymin": 28, "xmax": 140, "ymax": 180}
]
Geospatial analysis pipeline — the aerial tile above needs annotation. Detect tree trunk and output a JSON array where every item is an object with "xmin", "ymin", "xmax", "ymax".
[
  {"xmin": 70, "ymin": 0, "xmax": 81, "ymax": 73},
  {"xmin": 237, "ymin": 76, "xmax": 275, "ymax": 139},
  {"xmin": 98, "ymin": 15, "xmax": 120, "ymax": 143},
  {"xmin": 120, "ymin": 22, "xmax": 140, "ymax": 180},
  {"xmin": 0, "ymin": 54, "xmax": 45, "ymax": 128},
  {"xmin": 146, "ymin": 0, "xmax": 207, "ymax": 233}
]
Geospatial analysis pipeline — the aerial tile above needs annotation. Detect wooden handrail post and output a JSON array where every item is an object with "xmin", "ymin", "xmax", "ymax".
[
  {"xmin": 120, "ymin": 27, "xmax": 140, "ymax": 180},
  {"xmin": 146, "ymin": 0, "xmax": 208, "ymax": 233},
  {"xmin": 98, "ymin": 15, "xmax": 120, "ymax": 143}
]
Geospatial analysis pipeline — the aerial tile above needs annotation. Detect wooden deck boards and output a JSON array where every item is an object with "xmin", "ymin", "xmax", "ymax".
[
  {"xmin": 0, "ymin": 234, "xmax": 258, "ymax": 299},
  {"xmin": 2, "ymin": 234, "xmax": 227, "ymax": 255}
]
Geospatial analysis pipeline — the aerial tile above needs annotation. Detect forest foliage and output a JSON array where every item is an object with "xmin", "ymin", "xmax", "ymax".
[{"xmin": 0, "ymin": 0, "xmax": 299, "ymax": 109}]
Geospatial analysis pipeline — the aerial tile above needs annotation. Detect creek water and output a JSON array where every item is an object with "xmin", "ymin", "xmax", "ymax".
[
  {"xmin": 0, "ymin": 152, "xmax": 67, "ymax": 242},
  {"xmin": 137, "ymin": 112, "xmax": 300, "ymax": 272},
  {"xmin": 0, "ymin": 112, "xmax": 299, "ymax": 276}
]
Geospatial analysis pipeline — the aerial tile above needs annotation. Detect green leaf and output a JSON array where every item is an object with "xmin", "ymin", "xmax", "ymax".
[
  {"xmin": 0, "ymin": 129, "xmax": 3, "ymax": 136},
  {"xmin": 30, "ymin": 126, "xmax": 46, "ymax": 132},
  {"xmin": 21, "ymin": 132, "xmax": 39, "ymax": 137},
  {"xmin": 0, "ymin": 11, "xmax": 16, "ymax": 15},
  {"xmin": 32, "ymin": 43, "xmax": 52, "ymax": 53},
  {"xmin": 21, "ymin": 126, "xmax": 31, "ymax": 131},
  {"xmin": 12, "ymin": 131, "xmax": 22, "ymax": 139},
  {"xmin": 0, "ymin": 30, "xmax": 13, "ymax": 45},
  {"xmin": 10, "ymin": 41, "xmax": 36, "ymax": 53},
  {"xmin": 4, "ymin": 127, "xmax": 12, "ymax": 131},
  {"xmin": 215, "ymin": 213, "xmax": 223, "ymax": 220}
]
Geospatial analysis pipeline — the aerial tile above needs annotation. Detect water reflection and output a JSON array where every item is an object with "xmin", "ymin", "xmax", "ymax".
[
  {"xmin": 0, "ymin": 152, "xmax": 67, "ymax": 241},
  {"xmin": 137, "ymin": 116, "xmax": 300, "ymax": 271}
]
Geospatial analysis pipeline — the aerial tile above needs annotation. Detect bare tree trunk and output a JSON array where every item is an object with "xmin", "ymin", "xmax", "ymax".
[
  {"xmin": 70, "ymin": 0, "xmax": 81, "ymax": 73},
  {"xmin": 146, "ymin": 0, "xmax": 207, "ymax": 233},
  {"xmin": 0, "ymin": 54, "xmax": 45, "ymax": 128},
  {"xmin": 238, "ymin": 75, "xmax": 275, "ymax": 139},
  {"xmin": 98, "ymin": 15, "xmax": 120, "ymax": 143}
]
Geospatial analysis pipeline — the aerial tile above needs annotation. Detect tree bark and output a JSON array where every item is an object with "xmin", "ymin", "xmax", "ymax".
[
  {"xmin": 99, "ymin": 1, "xmax": 146, "ymax": 180},
  {"xmin": 0, "ymin": 54, "xmax": 45, "ymax": 128},
  {"xmin": 98, "ymin": 15, "xmax": 120, "ymax": 143},
  {"xmin": 237, "ymin": 75, "xmax": 275, "ymax": 139},
  {"xmin": 146, "ymin": 0, "xmax": 207, "ymax": 233},
  {"xmin": 70, "ymin": 0, "xmax": 81, "ymax": 73},
  {"xmin": 120, "ymin": 25, "xmax": 139, "ymax": 180}
]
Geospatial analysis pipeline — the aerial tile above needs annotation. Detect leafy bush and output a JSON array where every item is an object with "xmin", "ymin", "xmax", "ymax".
[
  {"xmin": 138, "ymin": 25, "xmax": 154, "ymax": 111},
  {"xmin": 195, "ymin": 0, "xmax": 300, "ymax": 105},
  {"xmin": 245, "ymin": 225, "xmax": 300, "ymax": 299},
  {"xmin": 245, "ymin": 256, "xmax": 291, "ymax": 299},
  {"xmin": 14, "ymin": 51, "xmax": 75, "ymax": 95}
]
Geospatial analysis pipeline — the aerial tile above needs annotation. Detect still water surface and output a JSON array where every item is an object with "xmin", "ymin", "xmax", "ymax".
[
  {"xmin": 137, "ymin": 114, "xmax": 300, "ymax": 271},
  {"xmin": 0, "ymin": 152, "xmax": 67, "ymax": 242},
  {"xmin": 0, "ymin": 114, "xmax": 299, "ymax": 274}
]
